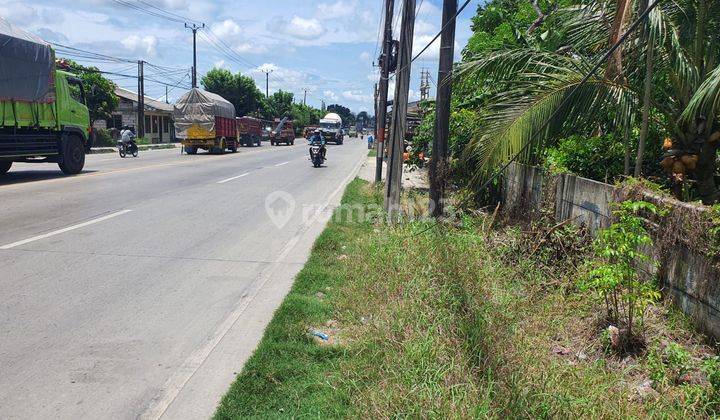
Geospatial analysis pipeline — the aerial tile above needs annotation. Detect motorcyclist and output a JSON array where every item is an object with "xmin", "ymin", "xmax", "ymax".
[
  {"xmin": 309, "ymin": 129, "xmax": 326, "ymax": 161},
  {"xmin": 119, "ymin": 126, "xmax": 137, "ymax": 152}
]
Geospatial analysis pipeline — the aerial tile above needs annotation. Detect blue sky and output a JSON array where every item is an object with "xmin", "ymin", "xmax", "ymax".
[{"xmin": 0, "ymin": 0, "xmax": 477, "ymax": 113}]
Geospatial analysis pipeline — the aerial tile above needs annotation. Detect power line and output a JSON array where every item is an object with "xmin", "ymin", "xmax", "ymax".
[{"xmin": 384, "ymin": 0, "xmax": 472, "ymax": 82}]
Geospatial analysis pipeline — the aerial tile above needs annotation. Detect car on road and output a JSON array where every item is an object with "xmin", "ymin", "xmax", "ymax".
[{"xmin": 348, "ymin": 127, "xmax": 358, "ymax": 138}]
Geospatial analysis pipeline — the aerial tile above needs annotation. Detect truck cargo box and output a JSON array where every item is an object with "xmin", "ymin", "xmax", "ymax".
[
  {"xmin": 0, "ymin": 17, "xmax": 55, "ymax": 103},
  {"xmin": 173, "ymin": 88, "xmax": 236, "ymax": 140}
]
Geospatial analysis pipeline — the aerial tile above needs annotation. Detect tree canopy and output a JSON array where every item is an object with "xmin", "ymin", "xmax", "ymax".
[
  {"xmin": 201, "ymin": 68, "xmax": 264, "ymax": 117},
  {"xmin": 327, "ymin": 104, "xmax": 356, "ymax": 126},
  {"xmin": 62, "ymin": 59, "xmax": 118, "ymax": 124}
]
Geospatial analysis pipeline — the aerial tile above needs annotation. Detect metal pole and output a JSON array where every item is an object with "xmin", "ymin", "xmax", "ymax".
[
  {"xmin": 185, "ymin": 23, "xmax": 205, "ymax": 88},
  {"xmin": 429, "ymin": 0, "xmax": 457, "ymax": 217},
  {"xmin": 384, "ymin": 0, "xmax": 416, "ymax": 219},
  {"xmin": 375, "ymin": 0, "xmax": 395, "ymax": 183},
  {"xmin": 137, "ymin": 60, "xmax": 145, "ymax": 139}
]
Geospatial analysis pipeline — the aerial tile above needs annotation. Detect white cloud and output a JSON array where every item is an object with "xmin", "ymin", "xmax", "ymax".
[
  {"xmin": 214, "ymin": 60, "xmax": 229, "ymax": 69},
  {"xmin": 121, "ymin": 35, "xmax": 158, "ymax": 57},
  {"xmin": 359, "ymin": 51, "xmax": 371, "ymax": 63},
  {"xmin": 213, "ymin": 19, "xmax": 242, "ymax": 39},
  {"xmin": 341, "ymin": 90, "xmax": 372, "ymax": 103},
  {"xmin": 414, "ymin": 19, "xmax": 437, "ymax": 37},
  {"xmin": 269, "ymin": 16, "xmax": 324, "ymax": 40},
  {"xmin": 236, "ymin": 42, "xmax": 268, "ymax": 54},
  {"xmin": 417, "ymin": 2, "xmax": 441, "ymax": 17},
  {"xmin": 324, "ymin": 90, "xmax": 338, "ymax": 101},
  {"xmin": 317, "ymin": 1, "xmax": 354, "ymax": 19}
]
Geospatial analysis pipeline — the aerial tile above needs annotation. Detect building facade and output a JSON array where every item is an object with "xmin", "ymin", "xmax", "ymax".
[{"xmin": 95, "ymin": 87, "xmax": 176, "ymax": 143}]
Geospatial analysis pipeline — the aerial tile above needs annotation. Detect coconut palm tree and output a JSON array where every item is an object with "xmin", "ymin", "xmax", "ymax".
[{"xmin": 460, "ymin": 0, "xmax": 720, "ymax": 203}]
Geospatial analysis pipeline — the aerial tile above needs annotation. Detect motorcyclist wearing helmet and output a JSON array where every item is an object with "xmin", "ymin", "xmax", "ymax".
[{"xmin": 309, "ymin": 129, "xmax": 326, "ymax": 160}]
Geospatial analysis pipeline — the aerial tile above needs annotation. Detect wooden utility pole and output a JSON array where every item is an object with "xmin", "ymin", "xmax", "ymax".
[
  {"xmin": 384, "ymin": 0, "xmax": 416, "ymax": 219},
  {"xmin": 375, "ymin": 0, "xmax": 395, "ymax": 183},
  {"xmin": 137, "ymin": 60, "xmax": 145, "ymax": 139},
  {"xmin": 429, "ymin": 0, "xmax": 458, "ymax": 217}
]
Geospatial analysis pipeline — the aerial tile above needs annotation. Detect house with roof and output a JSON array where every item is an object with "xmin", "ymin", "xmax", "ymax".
[{"xmin": 95, "ymin": 87, "xmax": 176, "ymax": 143}]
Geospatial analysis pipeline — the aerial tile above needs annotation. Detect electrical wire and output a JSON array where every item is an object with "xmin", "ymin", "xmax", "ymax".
[{"xmin": 407, "ymin": 0, "xmax": 664, "ymax": 237}]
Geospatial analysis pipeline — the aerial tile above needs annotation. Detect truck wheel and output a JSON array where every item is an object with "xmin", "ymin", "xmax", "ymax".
[
  {"xmin": 0, "ymin": 161, "xmax": 12, "ymax": 175},
  {"xmin": 185, "ymin": 146, "xmax": 198, "ymax": 155},
  {"xmin": 58, "ymin": 135, "xmax": 85, "ymax": 175},
  {"xmin": 291, "ymin": 139, "xmax": 295, "ymax": 146}
]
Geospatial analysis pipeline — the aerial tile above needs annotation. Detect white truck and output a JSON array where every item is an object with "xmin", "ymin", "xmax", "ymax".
[{"xmin": 319, "ymin": 113, "xmax": 343, "ymax": 145}]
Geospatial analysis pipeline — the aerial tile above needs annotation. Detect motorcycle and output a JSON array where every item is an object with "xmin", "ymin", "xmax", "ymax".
[
  {"xmin": 309, "ymin": 144, "xmax": 325, "ymax": 167},
  {"xmin": 118, "ymin": 140, "xmax": 139, "ymax": 158}
]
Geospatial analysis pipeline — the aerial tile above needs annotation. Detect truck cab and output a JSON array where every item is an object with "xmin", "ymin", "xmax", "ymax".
[{"xmin": 0, "ymin": 70, "xmax": 90, "ymax": 175}]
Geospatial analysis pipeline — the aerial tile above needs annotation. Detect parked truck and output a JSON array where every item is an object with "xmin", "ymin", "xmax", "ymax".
[
  {"xmin": 319, "ymin": 113, "xmax": 343, "ymax": 145},
  {"xmin": 237, "ymin": 116, "xmax": 262, "ymax": 147},
  {"xmin": 174, "ymin": 88, "xmax": 238, "ymax": 154},
  {"xmin": 0, "ymin": 18, "xmax": 91, "ymax": 175}
]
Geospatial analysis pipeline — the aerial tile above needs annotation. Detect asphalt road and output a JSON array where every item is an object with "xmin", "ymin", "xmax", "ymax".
[{"xmin": 0, "ymin": 138, "xmax": 367, "ymax": 419}]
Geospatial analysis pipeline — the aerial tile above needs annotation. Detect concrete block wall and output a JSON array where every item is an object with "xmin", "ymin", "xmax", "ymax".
[{"xmin": 502, "ymin": 163, "xmax": 720, "ymax": 341}]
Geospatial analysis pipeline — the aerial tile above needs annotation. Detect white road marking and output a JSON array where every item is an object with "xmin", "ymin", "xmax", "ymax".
[
  {"xmin": 0, "ymin": 210, "xmax": 133, "ymax": 250},
  {"xmin": 274, "ymin": 161, "xmax": 290, "ymax": 167},
  {"xmin": 142, "ymin": 149, "xmax": 368, "ymax": 420},
  {"xmin": 216, "ymin": 172, "xmax": 250, "ymax": 184}
]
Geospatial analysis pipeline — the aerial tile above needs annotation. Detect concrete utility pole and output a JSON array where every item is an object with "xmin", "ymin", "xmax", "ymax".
[
  {"xmin": 185, "ymin": 23, "xmax": 205, "ymax": 88},
  {"xmin": 429, "ymin": 0, "xmax": 458, "ymax": 217},
  {"xmin": 303, "ymin": 89, "xmax": 307, "ymax": 106},
  {"xmin": 137, "ymin": 60, "xmax": 145, "ymax": 139},
  {"xmin": 384, "ymin": 0, "xmax": 416, "ymax": 219},
  {"xmin": 262, "ymin": 68, "xmax": 273, "ymax": 98},
  {"xmin": 375, "ymin": 0, "xmax": 395, "ymax": 183}
]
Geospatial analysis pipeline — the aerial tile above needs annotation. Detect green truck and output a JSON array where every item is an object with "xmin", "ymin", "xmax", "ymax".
[{"xmin": 0, "ymin": 18, "xmax": 91, "ymax": 175}]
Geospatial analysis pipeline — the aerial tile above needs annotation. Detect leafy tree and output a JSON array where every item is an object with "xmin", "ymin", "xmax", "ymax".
[
  {"xmin": 290, "ymin": 103, "xmax": 323, "ymax": 134},
  {"xmin": 460, "ymin": 0, "xmax": 720, "ymax": 203},
  {"xmin": 356, "ymin": 111, "xmax": 370, "ymax": 128},
  {"xmin": 326, "ymin": 104, "xmax": 356, "ymax": 126},
  {"xmin": 62, "ymin": 59, "xmax": 118, "ymax": 125},
  {"xmin": 201, "ymin": 68, "xmax": 264, "ymax": 117},
  {"xmin": 262, "ymin": 90, "xmax": 294, "ymax": 120}
]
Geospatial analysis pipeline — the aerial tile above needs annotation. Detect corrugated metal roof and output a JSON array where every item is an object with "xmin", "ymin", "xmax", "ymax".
[{"xmin": 114, "ymin": 87, "xmax": 174, "ymax": 113}]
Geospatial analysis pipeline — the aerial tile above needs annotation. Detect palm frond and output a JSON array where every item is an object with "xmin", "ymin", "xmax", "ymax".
[
  {"xmin": 463, "ymin": 68, "xmax": 636, "ymax": 181},
  {"xmin": 681, "ymin": 63, "xmax": 720, "ymax": 123}
]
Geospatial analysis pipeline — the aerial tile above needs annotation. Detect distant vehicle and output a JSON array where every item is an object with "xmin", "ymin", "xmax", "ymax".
[
  {"xmin": 0, "ymin": 20, "xmax": 91, "ymax": 175},
  {"xmin": 304, "ymin": 125, "xmax": 319, "ymax": 139},
  {"xmin": 270, "ymin": 118, "xmax": 295, "ymax": 146},
  {"xmin": 348, "ymin": 127, "xmax": 358, "ymax": 137},
  {"xmin": 319, "ymin": 113, "xmax": 343, "ymax": 145},
  {"xmin": 174, "ymin": 88, "xmax": 238, "ymax": 154},
  {"xmin": 237, "ymin": 116, "xmax": 262, "ymax": 147}
]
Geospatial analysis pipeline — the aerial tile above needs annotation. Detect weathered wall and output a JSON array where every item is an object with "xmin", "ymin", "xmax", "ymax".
[{"xmin": 502, "ymin": 163, "xmax": 720, "ymax": 340}]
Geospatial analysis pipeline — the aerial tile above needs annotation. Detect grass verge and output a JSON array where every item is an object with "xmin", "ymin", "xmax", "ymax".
[{"xmin": 215, "ymin": 179, "xmax": 719, "ymax": 418}]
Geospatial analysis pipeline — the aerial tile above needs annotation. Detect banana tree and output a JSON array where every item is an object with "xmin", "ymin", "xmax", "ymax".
[{"xmin": 460, "ymin": 0, "xmax": 720, "ymax": 203}]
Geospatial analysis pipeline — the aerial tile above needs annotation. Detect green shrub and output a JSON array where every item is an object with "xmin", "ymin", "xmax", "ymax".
[
  {"xmin": 93, "ymin": 128, "xmax": 115, "ymax": 147},
  {"xmin": 544, "ymin": 134, "xmax": 626, "ymax": 182},
  {"xmin": 578, "ymin": 200, "xmax": 661, "ymax": 347}
]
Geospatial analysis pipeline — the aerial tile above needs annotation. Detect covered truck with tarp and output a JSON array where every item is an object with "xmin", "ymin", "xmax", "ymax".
[
  {"xmin": 173, "ymin": 88, "xmax": 238, "ymax": 154},
  {"xmin": 0, "ymin": 17, "xmax": 91, "ymax": 175}
]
